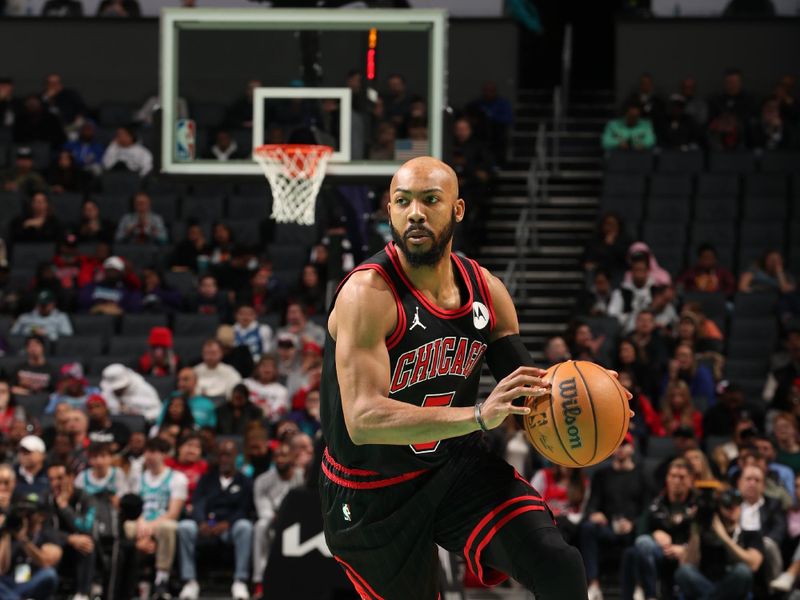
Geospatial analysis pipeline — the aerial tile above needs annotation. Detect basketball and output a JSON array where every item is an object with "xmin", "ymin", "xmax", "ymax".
[{"xmin": 523, "ymin": 360, "xmax": 631, "ymax": 468}]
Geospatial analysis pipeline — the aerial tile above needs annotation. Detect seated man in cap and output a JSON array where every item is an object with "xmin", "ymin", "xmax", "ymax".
[
  {"xmin": 77, "ymin": 256, "xmax": 142, "ymax": 315},
  {"xmin": 0, "ymin": 146, "xmax": 47, "ymax": 195},
  {"xmin": 0, "ymin": 490, "xmax": 65, "ymax": 600},
  {"xmin": 675, "ymin": 488, "xmax": 763, "ymax": 600},
  {"xmin": 10, "ymin": 290, "xmax": 72, "ymax": 342},
  {"xmin": 100, "ymin": 364, "xmax": 161, "ymax": 422},
  {"xmin": 10, "ymin": 335, "xmax": 57, "ymax": 397},
  {"xmin": 15, "ymin": 435, "xmax": 50, "ymax": 497},
  {"xmin": 45, "ymin": 362, "xmax": 99, "ymax": 413}
]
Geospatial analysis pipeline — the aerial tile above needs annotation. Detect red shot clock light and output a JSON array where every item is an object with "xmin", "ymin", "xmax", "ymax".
[{"xmin": 367, "ymin": 27, "xmax": 377, "ymax": 80}]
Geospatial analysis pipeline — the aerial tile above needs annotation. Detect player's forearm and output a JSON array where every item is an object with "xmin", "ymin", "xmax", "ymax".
[{"xmin": 347, "ymin": 396, "xmax": 479, "ymax": 446}]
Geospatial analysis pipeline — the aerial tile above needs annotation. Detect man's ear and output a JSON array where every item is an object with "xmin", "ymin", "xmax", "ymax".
[{"xmin": 454, "ymin": 198, "xmax": 465, "ymax": 223}]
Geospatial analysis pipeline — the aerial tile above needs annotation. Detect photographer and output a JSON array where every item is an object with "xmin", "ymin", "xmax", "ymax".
[
  {"xmin": 0, "ymin": 493, "xmax": 64, "ymax": 600},
  {"xmin": 621, "ymin": 457, "xmax": 697, "ymax": 600},
  {"xmin": 675, "ymin": 488, "xmax": 763, "ymax": 600},
  {"xmin": 47, "ymin": 462, "xmax": 96, "ymax": 600}
]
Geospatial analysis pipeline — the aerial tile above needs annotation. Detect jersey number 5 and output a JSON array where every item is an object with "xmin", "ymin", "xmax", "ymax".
[{"xmin": 410, "ymin": 392, "xmax": 456, "ymax": 454}]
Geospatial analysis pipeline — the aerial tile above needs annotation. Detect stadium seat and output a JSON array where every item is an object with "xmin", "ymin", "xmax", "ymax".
[
  {"xmin": 274, "ymin": 223, "xmax": 318, "ymax": 246},
  {"xmin": 724, "ymin": 358, "xmax": 769, "ymax": 380},
  {"xmin": 11, "ymin": 243, "xmax": 56, "ymax": 269},
  {"xmin": 601, "ymin": 173, "xmax": 646, "ymax": 197},
  {"xmin": 112, "ymin": 414, "xmax": 147, "ymax": 434},
  {"xmin": 647, "ymin": 246, "xmax": 684, "ymax": 279},
  {"xmin": 98, "ymin": 103, "xmax": 135, "ymax": 127},
  {"xmin": 228, "ymin": 195, "xmax": 270, "ymax": 220},
  {"xmin": 0, "ymin": 315, "xmax": 13, "ymax": 334},
  {"xmin": 55, "ymin": 336, "xmax": 105, "ymax": 359},
  {"xmin": 109, "ymin": 335, "xmax": 150, "ymax": 356},
  {"xmin": 88, "ymin": 355, "xmax": 135, "ymax": 376},
  {"xmin": 745, "ymin": 173, "xmax": 788, "ymax": 198},
  {"xmin": 17, "ymin": 393, "xmax": 49, "ymax": 420},
  {"xmin": 693, "ymin": 196, "xmax": 737, "ymax": 222},
  {"xmin": 0, "ymin": 192, "xmax": 22, "ymax": 222},
  {"xmin": 120, "ymin": 314, "xmax": 168, "ymax": 336},
  {"xmin": 641, "ymin": 222, "xmax": 687, "ymax": 248},
  {"xmin": 145, "ymin": 376, "xmax": 176, "ymax": 400},
  {"xmin": 761, "ymin": 152, "xmax": 800, "ymax": 174},
  {"xmin": 6, "ymin": 268, "xmax": 35, "ymax": 292},
  {"xmin": 697, "ymin": 173, "xmax": 740, "ymax": 198},
  {"xmin": 582, "ymin": 316, "xmax": 621, "ymax": 340},
  {"xmin": 741, "ymin": 196, "xmax": 787, "ymax": 221},
  {"xmin": 71, "ymin": 314, "xmax": 117, "ymax": 338},
  {"xmin": 732, "ymin": 291, "xmax": 778, "ymax": 317},
  {"xmin": 172, "ymin": 336, "xmax": 207, "ymax": 364},
  {"xmin": 729, "ymin": 317, "xmax": 778, "ymax": 346},
  {"xmin": 173, "ymin": 314, "xmax": 220, "ymax": 336},
  {"xmin": 146, "ymin": 177, "xmax": 188, "ymax": 196},
  {"xmin": 224, "ymin": 219, "xmax": 261, "ymax": 248},
  {"xmin": 191, "ymin": 102, "xmax": 227, "ymax": 128},
  {"xmin": 604, "ymin": 150, "xmax": 653, "ymax": 173},
  {"xmin": 49, "ymin": 192, "xmax": 84, "ymax": 227},
  {"xmin": 181, "ymin": 195, "xmax": 225, "ymax": 222},
  {"xmin": 149, "ymin": 193, "xmax": 181, "ymax": 224},
  {"xmin": 172, "ymin": 221, "xmax": 212, "ymax": 243},
  {"xmin": 646, "ymin": 436, "xmax": 676, "ymax": 459},
  {"xmin": 95, "ymin": 194, "xmax": 131, "ymax": 222},
  {"xmin": 682, "ymin": 291, "xmax": 727, "ymax": 322},
  {"xmin": 267, "ymin": 244, "xmax": 310, "ymax": 271},
  {"xmin": 101, "ymin": 171, "xmax": 142, "ymax": 195},
  {"xmin": 645, "ymin": 196, "xmax": 690, "ymax": 223},
  {"xmin": 649, "ymin": 174, "xmax": 693, "ymax": 198},
  {"xmin": 708, "ymin": 151, "xmax": 756, "ymax": 173},
  {"xmin": 657, "ymin": 149, "xmax": 704, "ymax": 173},
  {"xmin": 112, "ymin": 244, "xmax": 160, "ymax": 269},
  {"xmin": 705, "ymin": 435, "xmax": 732, "ymax": 455},
  {"xmin": 727, "ymin": 339, "xmax": 774, "ymax": 360},
  {"xmin": 259, "ymin": 313, "xmax": 281, "ymax": 331},
  {"xmin": 163, "ymin": 271, "xmax": 196, "ymax": 297},
  {"xmin": 599, "ymin": 196, "xmax": 643, "ymax": 223}
]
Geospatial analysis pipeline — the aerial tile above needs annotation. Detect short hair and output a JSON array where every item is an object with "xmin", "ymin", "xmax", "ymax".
[
  {"xmin": 47, "ymin": 461, "xmax": 74, "ymax": 476},
  {"xmin": 387, "ymin": 73, "xmax": 405, "ymax": 83},
  {"xmin": 202, "ymin": 338, "xmax": 222, "ymax": 351},
  {"xmin": 697, "ymin": 243, "xmax": 717, "ymax": 257},
  {"xmin": 177, "ymin": 432, "xmax": 203, "ymax": 448},
  {"xmin": 637, "ymin": 308, "xmax": 656, "ymax": 319},
  {"xmin": 87, "ymin": 442, "xmax": 112, "ymax": 457},
  {"xmin": 629, "ymin": 252, "xmax": 650, "ymax": 267},
  {"xmin": 737, "ymin": 444, "xmax": 762, "ymax": 461},
  {"xmin": 667, "ymin": 457, "xmax": 693, "ymax": 477},
  {"xmin": 593, "ymin": 267, "xmax": 610, "ymax": 280},
  {"xmin": 145, "ymin": 437, "xmax": 172, "ymax": 454},
  {"xmin": 0, "ymin": 463, "xmax": 16, "ymax": 482},
  {"xmin": 199, "ymin": 274, "xmax": 217, "ymax": 285},
  {"xmin": 232, "ymin": 383, "xmax": 249, "ymax": 398}
]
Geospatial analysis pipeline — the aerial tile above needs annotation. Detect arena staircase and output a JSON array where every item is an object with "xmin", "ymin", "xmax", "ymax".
[{"xmin": 479, "ymin": 89, "xmax": 616, "ymax": 362}]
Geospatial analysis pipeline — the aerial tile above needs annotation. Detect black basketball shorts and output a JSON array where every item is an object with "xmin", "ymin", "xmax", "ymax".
[{"xmin": 320, "ymin": 445, "xmax": 556, "ymax": 600}]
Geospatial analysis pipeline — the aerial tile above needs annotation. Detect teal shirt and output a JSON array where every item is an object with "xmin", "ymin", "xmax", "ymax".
[
  {"xmin": 159, "ymin": 393, "xmax": 217, "ymax": 429},
  {"xmin": 602, "ymin": 117, "xmax": 656, "ymax": 150}
]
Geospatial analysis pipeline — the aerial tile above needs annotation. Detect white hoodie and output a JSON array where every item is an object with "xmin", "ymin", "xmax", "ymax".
[{"xmin": 101, "ymin": 368, "xmax": 162, "ymax": 421}]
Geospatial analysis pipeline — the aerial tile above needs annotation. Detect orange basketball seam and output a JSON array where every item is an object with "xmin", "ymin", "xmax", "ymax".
[
  {"xmin": 547, "ymin": 361, "xmax": 580, "ymax": 467},
  {"xmin": 572, "ymin": 361, "xmax": 599, "ymax": 466}
]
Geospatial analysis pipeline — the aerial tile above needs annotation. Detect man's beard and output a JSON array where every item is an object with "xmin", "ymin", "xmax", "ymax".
[{"xmin": 391, "ymin": 212, "xmax": 456, "ymax": 268}]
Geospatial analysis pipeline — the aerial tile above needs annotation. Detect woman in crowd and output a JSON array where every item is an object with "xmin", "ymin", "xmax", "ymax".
[
  {"xmin": 153, "ymin": 395, "xmax": 195, "ymax": 440},
  {"xmin": 46, "ymin": 149, "xmax": 88, "ymax": 194},
  {"xmin": 291, "ymin": 264, "xmax": 326, "ymax": 316},
  {"xmin": 614, "ymin": 338, "xmax": 659, "ymax": 400},
  {"xmin": 660, "ymin": 380, "xmax": 703, "ymax": 440},
  {"xmin": 77, "ymin": 199, "xmax": 115, "ymax": 245},
  {"xmin": 618, "ymin": 370, "xmax": 664, "ymax": 451},
  {"xmin": 166, "ymin": 432, "xmax": 208, "ymax": 512},
  {"xmin": 624, "ymin": 241, "xmax": 672, "ymax": 287},
  {"xmin": 565, "ymin": 320, "xmax": 607, "ymax": 365},
  {"xmin": 683, "ymin": 447, "xmax": 722, "ymax": 484},
  {"xmin": 9, "ymin": 192, "xmax": 62, "ymax": 245},
  {"xmin": 739, "ymin": 249, "xmax": 795, "ymax": 294},
  {"xmin": 661, "ymin": 342, "xmax": 717, "ymax": 408}
]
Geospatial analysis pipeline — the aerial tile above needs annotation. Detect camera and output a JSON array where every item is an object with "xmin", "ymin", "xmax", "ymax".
[{"xmin": 0, "ymin": 504, "xmax": 33, "ymax": 536}]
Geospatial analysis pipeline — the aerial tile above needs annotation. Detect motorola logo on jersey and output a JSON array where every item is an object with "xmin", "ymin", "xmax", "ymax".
[
  {"xmin": 389, "ymin": 336, "xmax": 487, "ymax": 393},
  {"xmin": 472, "ymin": 301, "xmax": 489, "ymax": 330}
]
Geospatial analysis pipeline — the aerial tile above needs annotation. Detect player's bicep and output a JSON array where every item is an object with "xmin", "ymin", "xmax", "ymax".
[
  {"xmin": 333, "ymin": 274, "xmax": 396, "ymax": 440},
  {"xmin": 483, "ymin": 268, "xmax": 520, "ymax": 341}
]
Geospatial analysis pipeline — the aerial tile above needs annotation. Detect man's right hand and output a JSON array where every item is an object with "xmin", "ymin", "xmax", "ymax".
[
  {"xmin": 479, "ymin": 366, "xmax": 550, "ymax": 430},
  {"xmin": 652, "ymin": 530, "xmax": 672, "ymax": 548},
  {"xmin": 68, "ymin": 534, "xmax": 94, "ymax": 555},
  {"xmin": 589, "ymin": 512, "xmax": 608, "ymax": 526}
]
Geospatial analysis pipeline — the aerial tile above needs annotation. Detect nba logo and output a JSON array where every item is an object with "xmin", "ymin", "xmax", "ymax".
[{"xmin": 176, "ymin": 119, "xmax": 196, "ymax": 161}]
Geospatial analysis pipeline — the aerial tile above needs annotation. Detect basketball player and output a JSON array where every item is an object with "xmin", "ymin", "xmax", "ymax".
[{"xmin": 320, "ymin": 157, "xmax": 596, "ymax": 599}]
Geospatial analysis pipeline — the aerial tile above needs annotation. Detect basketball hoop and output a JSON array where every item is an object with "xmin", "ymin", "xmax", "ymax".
[{"xmin": 253, "ymin": 144, "xmax": 333, "ymax": 226}]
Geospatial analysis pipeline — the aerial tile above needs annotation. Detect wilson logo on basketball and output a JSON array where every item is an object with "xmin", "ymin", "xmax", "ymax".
[
  {"xmin": 559, "ymin": 378, "xmax": 583, "ymax": 450},
  {"xmin": 389, "ymin": 336, "xmax": 487, "ymax": 393}
]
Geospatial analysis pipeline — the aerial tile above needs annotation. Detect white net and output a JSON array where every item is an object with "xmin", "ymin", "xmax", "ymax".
[{"xmin": 253, "ymin": 144, "xmax": 333, "ymax": 226}]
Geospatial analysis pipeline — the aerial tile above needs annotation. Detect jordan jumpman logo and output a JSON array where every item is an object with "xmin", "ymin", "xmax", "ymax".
[{"xmin": 409, "ymin": 306, "xmax": 426, "ymax": 331}]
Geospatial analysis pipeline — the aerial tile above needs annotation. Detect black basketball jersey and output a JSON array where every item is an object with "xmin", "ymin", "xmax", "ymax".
[{"xmin": 320, "ymin": 242, "xmax": 498, "ymax": 483}]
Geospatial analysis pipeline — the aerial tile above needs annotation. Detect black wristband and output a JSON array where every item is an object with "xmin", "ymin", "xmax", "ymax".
[{"xmin": 474, "ymin": 401, "xmax": 489, "ymax": 432}]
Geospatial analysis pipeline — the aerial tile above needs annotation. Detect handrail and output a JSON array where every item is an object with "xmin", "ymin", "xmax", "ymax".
[
  {"xmin": 561, "ymin": 23, "xmax": 573, "ymax": 132},
  {"xmin": 551, "ymin": 23, "xmax": 573, "ymax": 175},
  {"xmin": 503, "ymin": 122, "xmax": 547, "ymax": 297}
]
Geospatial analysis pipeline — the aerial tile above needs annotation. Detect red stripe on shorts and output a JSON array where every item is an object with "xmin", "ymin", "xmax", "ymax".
[
  {"xmin": 321, "ymin": 461, "xmax": 429, "ymax": 490},
  {"xmin": 334, "ymin": 556, "xmax": 385, "ymax": 600},
  {"xmin": 474, "ymin": 504, "xmax": 546, "ymax": 583},
  {"xmin": 323, "ymin": 448, "xmax": 380, "ymax": 477}
]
